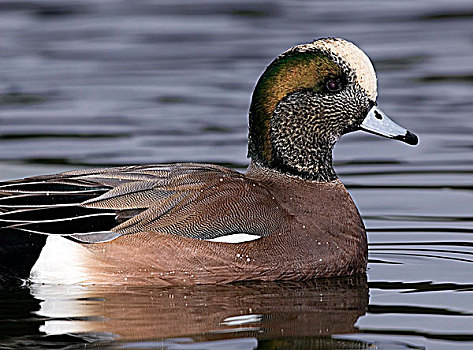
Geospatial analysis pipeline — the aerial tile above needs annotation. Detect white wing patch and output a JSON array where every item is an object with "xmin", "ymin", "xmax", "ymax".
[
  {"xmin": 205, "ymin": 233, "xmax": 261, "ymax": 243},
  {"xmin": 30, "ymin": 236, "xmax": 92, "ymax": 285}
]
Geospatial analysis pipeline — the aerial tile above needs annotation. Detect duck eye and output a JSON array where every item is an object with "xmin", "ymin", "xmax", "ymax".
[{"xmin": 325, "ymin": 79, "xmax": 343, "ymax": 92}]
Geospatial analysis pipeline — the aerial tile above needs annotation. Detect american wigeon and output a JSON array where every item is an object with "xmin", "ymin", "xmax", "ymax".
[{"xmin": 0, "ymin": 38, "xmax": 417, "ymax": 285}]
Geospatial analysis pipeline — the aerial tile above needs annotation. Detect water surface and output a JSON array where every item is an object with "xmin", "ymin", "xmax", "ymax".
[{"xmin": 0, "ymin": 1, "xmax": 472, "ymax": 349}]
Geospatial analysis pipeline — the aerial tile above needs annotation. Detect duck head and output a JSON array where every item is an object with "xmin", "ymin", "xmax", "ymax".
[{"xmin": 248, "ymin": 37, "xmax": 418, "ymax": 181}]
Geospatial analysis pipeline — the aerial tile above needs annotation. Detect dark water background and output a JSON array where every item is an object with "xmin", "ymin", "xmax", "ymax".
[{"xmin": 0, "ymin": 1, "xmax": 472, "ymax": 349}]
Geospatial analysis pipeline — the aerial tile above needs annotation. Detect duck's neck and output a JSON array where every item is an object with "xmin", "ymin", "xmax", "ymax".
[
  {"xmin": 248, "ymin": 88, "xmax": 339, "ymax": 183},
  {"xmin": 249, "ymin": 146, "xmax": 337, "ymax": 182},
  {"xmin": 274, "ymin": 145, "xmax": 337, "ymax": 182},
  {"xmin": 248, "ymin": 105, "xmax": 338, "ymax": 182}
]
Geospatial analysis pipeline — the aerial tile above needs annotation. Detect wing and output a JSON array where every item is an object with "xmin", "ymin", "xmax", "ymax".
[{"xmin": 0, "ymin": 163, "xmax": 286, "ymax": 243}]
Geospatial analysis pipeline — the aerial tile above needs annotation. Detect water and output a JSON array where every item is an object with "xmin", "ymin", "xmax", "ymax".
[{"xmin": 0, "ymin": 0, "xmax": 472, "ymax": 349}]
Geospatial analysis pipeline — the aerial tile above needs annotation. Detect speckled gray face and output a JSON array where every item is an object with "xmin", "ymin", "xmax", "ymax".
[{"xmin": 270, "ymin": 78, "xmax": 373, "ymax": 181}]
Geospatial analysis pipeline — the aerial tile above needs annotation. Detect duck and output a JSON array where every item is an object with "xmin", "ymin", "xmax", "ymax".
[{"xmin": 0, "ymin": 38, "xmax": 417, "ymax": 286}]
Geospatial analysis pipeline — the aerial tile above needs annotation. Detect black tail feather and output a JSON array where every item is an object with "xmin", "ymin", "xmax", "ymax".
[{"xmin": 0, "ymin": 229, "xmax": 47, "ymax": 282}]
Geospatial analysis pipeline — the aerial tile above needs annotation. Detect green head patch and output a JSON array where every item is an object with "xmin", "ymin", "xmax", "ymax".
[{"xmin": 248, "ymin": 50, "xmax": 342, "ymax": 165}]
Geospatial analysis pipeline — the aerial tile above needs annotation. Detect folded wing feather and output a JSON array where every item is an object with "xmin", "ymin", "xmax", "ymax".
[{"xmin": 0, "ymin": 163, "xmax": 285, "ymax": 243}]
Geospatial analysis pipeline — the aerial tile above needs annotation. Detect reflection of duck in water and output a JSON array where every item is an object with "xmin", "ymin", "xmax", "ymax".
[
  {"xmin": 0, "ymin": 38, "xmax": 417, "ymax": 286},
  {"xmin": 26, "ymin": 276, "xmax": 369, "ymax": 348}
]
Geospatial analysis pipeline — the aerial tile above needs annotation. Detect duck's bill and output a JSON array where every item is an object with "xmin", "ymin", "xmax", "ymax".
[{"xmin": 360, "ymin": 106, "xmax": 418, "ymax": 146}]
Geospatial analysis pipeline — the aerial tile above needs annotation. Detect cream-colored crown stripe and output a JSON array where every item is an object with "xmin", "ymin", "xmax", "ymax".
[{"xmin": 288, "ymin": 38, "xmax": 378, "ymax": 101}]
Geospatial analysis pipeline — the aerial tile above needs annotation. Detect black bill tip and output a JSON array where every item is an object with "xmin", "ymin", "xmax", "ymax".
[{"xmin": 395, "ymin": 130, "xmax": 418, "ymax": 146}]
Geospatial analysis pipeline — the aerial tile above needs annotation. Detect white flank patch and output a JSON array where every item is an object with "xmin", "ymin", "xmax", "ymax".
[
  {"xmin": 222, "ymin": 314, "xmax": 263, "ymax": 326},
  {"xmin": 205, "ymin": 233, "xmax": 261, "ymax": 243},
  {"xmin": 30, "ymin": 236, "xmax": 91, "ymax": 285}
]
